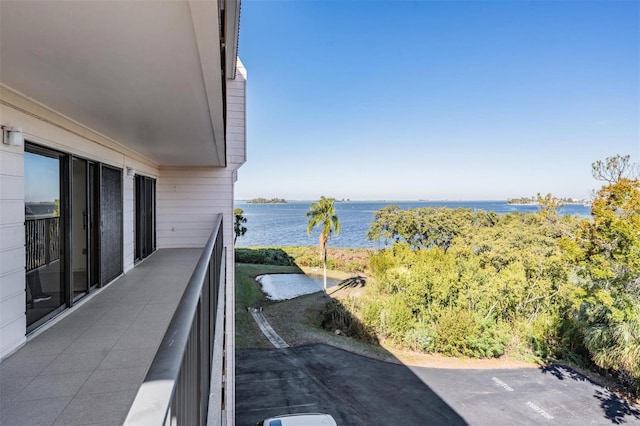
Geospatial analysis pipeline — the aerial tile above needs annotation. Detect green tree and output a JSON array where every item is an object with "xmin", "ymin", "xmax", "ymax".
[
  {"xmin": 367, "ymin": 206, "xmax": 497, "ymax": 251},
  {"xmin": 234, "ymin": 208, "xmax": 247, "ymax": 244},
  {"xmin": 306, "ymin": 196, "xmax": 341, "ymax": 292},
  {"xmin": 576, "ymin": 155, "xmax": 640, "ymax": 393},
  {"xmin": 582, "ymin": 178, "xmax": 640, "ymax": 284},
  {"xmin": 592, "ymin": 154, "xmax": 638, "ymax": 184}
]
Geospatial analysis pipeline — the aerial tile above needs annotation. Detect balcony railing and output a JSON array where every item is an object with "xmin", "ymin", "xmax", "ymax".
[
  {"xmin": 125, "ymin": 215, "xmax": 227, "ymax": 425},
  {"xmin": 25, "ymin": 217, "xmax": 60, "ymax": 271}
]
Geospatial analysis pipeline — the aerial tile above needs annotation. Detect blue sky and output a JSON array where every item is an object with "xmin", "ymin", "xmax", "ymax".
[
  {"xmin": 24, "ymin": 152, "xmax": 59, "ymax": 203},
  {"xmin": 235, "ymin": 0, "xmax": 639, "ymax": 201}
]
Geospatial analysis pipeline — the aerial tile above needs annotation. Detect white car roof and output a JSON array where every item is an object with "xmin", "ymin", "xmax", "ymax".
[{"xmin": 261, "ymin": 413, "xmax": 337, "ymax": 426}]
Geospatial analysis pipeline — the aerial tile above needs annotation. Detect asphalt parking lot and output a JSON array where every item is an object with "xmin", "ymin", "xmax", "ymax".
[{"xmin": 236, "ymin": 344, "xmax": 640, "ymax": 426}]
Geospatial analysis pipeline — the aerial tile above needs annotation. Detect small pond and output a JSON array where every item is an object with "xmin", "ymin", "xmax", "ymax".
[{"xmin": 256, "ymin": 274, "xmax": 341, "ymax": 301}]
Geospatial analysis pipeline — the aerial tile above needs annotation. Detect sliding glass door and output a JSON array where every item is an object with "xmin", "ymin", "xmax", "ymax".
[
  {"xmin": 100, "ymin": 165, "xmax": 123, "ymax": 285},
  {"xmin": 135, "ymin": 175, "xmax": 156, "ymax": 262},
  {"xmin": 71, "ymin": 158, "xmax": 100, "ymax": 301},
  {"xmin": 24, "ymin": 147, "xmax": 66, "ymax": 329},
  {"xmin": 25, "ymin": 144, "xmax": 125, "ymax": 331}
]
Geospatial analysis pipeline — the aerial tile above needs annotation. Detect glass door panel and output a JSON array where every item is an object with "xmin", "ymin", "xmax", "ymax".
[
  {"xmin": 135, "ymin": 175, "xmax": 156, "ymax": 262},
  {"xmin": 100, "ymin": 165, "xmax": 123, "ymax": 285},
  {"xmin": 25, "ymin": 149, "xmax": 66, "ymax": 328},
  {"xmin": 88, "ymin": 162, "xmax": 100, "ymax": 290},
  {"xmin": 71, "ymin": 158, "xmax": 88, "ymax": 300}
]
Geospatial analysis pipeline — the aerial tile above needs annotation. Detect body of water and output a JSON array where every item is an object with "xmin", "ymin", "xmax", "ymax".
[
  {"xmin": 235, "ymin": 200, "xmax": 591, "ymax": 249},
  {"xmin": 256, "ymin": 274, "xmax": 341, "ymax": 300}
]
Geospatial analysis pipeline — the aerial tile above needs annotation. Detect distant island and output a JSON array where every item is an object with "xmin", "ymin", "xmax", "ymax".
[
  {"xmin": 247, "ymin": 197, "xmax": 287, "ymax": 204},
  {"xmin": 507, "ymin": 196, "xmax": 591, "ymax": 206}
]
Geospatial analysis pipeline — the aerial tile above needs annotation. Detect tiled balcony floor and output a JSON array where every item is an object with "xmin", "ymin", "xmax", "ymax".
[{"xmin": 0, "ymin": 248, "xmax": 201, "ymax": 426}]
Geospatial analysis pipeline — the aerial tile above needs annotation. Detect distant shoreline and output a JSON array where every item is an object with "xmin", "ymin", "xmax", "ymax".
[
  {"xmin": 246, "ymin": 197, "xmax": 287, "ymax": 204},
  {"xmin": 238, "ymin": 199, "xmax": 512, "ymax": 203}
]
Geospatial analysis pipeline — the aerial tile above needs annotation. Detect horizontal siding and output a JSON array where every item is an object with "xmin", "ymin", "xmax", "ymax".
[
  {"xmin": 0, "ymin": 175, "xmax": 24, "ymax": 201},
  {"xmin": 0, "ymin": 293, "xmax": 24, "ymax": 328},
  {"xmin": 0, "ymin": 225, "xmax": 24, "ymax": 251},
  {"xmin": 157, "ymin": 214, "xmax": 225, "ymax": 224},
  {"xmin": 0, "ymin": 315, "xmax": 26, "ymax": 360},
  {"xmin": 157, "ymin": 205, "xmax": 232, "ymax": 216},
  {"xmin": 156, "ymin": 177, "xmax": 232, "ymax": 186},
  {"xmin": 156, "ymin": 168, "xmax": 234, "ymax": 249},
  {"xmin": 158, "ymin": 198, "xmax": 235, "ymax": 208},
  {"xmin": 0, "ymin": 150, "xmax": 24, "ymax": 177},
  {"xmin": 227, "ymin": 89, "xmax": 244, "ymax": 97},
  {"xmin": 0, "ymin": 143, "xmax": 25, "ymax": 359},
  {"xmin": 0, "ymin": 246, "xmax": 24, "ymax": 274},
  {"xmin": 227, "ymin": 132, "xmax": 244, "ymax": 142},
  {"xmin": 156, "ymin": 221, "xmax": 215, "ymax": 231},
  {"xmin": 227, "ymin": 110, "xmax": 244, "ymax": 120},
  {"xmin": 0, "ymin": 242, "xmax": 24, "ymax": 277},
  {"xmin": 158, "ymin": 187, "xmax": 232, "ymax": 198},
  {"xmin": 0, "ymin": 200, "xmax": 23, "ymax": 225},
  {"xmin": 226, "ymin": 69, "xmax": 246, "ymax": 170},
  {"xmin": 0, "ymin": 265, "xmax": 23, "ymax": 303}
]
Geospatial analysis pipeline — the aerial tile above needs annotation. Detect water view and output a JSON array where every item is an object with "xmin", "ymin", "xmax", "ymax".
[
  {"xmin": 256, "ymin": 274, "xmax": 341, "ymax": 300},
  {"xmin": 235, "ymin": 200, "xmax": 591, "ymax": 248}
]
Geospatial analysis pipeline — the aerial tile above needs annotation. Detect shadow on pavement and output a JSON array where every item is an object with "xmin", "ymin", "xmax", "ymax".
[
  {"xmin": 540, "ymin": 365, "xmax": 640, "ymax": 424},
  {"xmin": 594, "ymin": 389, "xmax": 640, "ymax": 424},
  {"xmin": 236, "ymin": 344, "xmax": 467, "ymax": 426}
]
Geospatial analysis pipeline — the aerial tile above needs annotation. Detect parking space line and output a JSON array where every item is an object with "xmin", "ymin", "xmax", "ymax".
[
  {"xmin": 491, "ymin": 377, "xmax": 514, "ymax": 391},
  {"xmin": 526, "ymin": 401, "xmax": 554, "ymax": 420}
]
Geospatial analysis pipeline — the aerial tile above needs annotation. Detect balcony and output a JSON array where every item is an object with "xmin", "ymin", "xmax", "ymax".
[{"xmin": 0, "ymin": 217, "xmax": 227, "ymax": 425}]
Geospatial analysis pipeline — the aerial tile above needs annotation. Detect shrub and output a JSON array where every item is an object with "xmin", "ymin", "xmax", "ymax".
[
  {"xmin": 320, "ymin": 299, "xmax": 378, "ymax": 344},
  {"xmin": 235, "ymin": 248, "xmax": 295, "ymax": 266},
  {"xmin": 380, "ymin": 295, "xmax": 416, "ymax": 342},
  {"xmin": 234, "ymin": 246, "xmax": 373, "ymax": 273},
  {"xmin": 404, "ymin": 323, "xmax": 436, "ymax": 353},
  {"xmin": 466, "ymin": 319, "xmax": 507, "ymax": 358},
  {"xmin": 360, "ymin": 299, "xmax": 384, "ymax": 331},
  {"xmin": 434, "ymin": 309, "xmax": 479, "ymax": 357}
]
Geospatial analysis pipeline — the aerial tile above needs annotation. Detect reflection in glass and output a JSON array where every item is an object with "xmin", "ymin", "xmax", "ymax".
[{"xmin": 24, "ymin": 151, "xmax": 65, "ymax": 327}]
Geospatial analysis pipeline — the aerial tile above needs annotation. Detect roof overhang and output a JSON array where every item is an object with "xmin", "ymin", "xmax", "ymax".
[
  {"xmin": 0, "ymin": 0, "xmax": 240, "ymax": 167},
  {"xmin": 224, "ymin": 0, "xmax": 241, "ymax": 79}
]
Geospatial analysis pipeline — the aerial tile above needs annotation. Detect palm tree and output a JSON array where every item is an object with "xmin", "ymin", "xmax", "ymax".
[
  {"xmin": 234, "ymin": 208, "xmax": 247, "ymax": 244},
  {"xmin": 306, "ymin": 196, "xmax": 341, "ymax": 292}
]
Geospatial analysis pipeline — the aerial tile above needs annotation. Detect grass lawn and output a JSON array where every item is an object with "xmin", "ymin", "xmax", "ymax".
[
  {"xmin": 235, "ymin": 263, "xmax": 302, "ymax": 349},
  {"xmin": 234, "ymin": 261, "xmax": 387, "ymax": 359}
]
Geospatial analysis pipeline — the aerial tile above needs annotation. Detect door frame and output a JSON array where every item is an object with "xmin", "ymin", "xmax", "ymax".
[
  {"xmin": 24, "ymin": 142, "xmax": 69, "ymax": 333},
  {"xmin": 135, "ymin": 174, "xmax": 156, "ymax": 263},
  {"xmin": 70, "ymin": 156, "xmax": 101, "ymax": 303},
  {"xmin": 24, "ymin": 143, "xmax": 124, "ymax": 333},
  {"xmin": 99, "ymin": 164, "xmax": 124, "ymax": 285}
]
